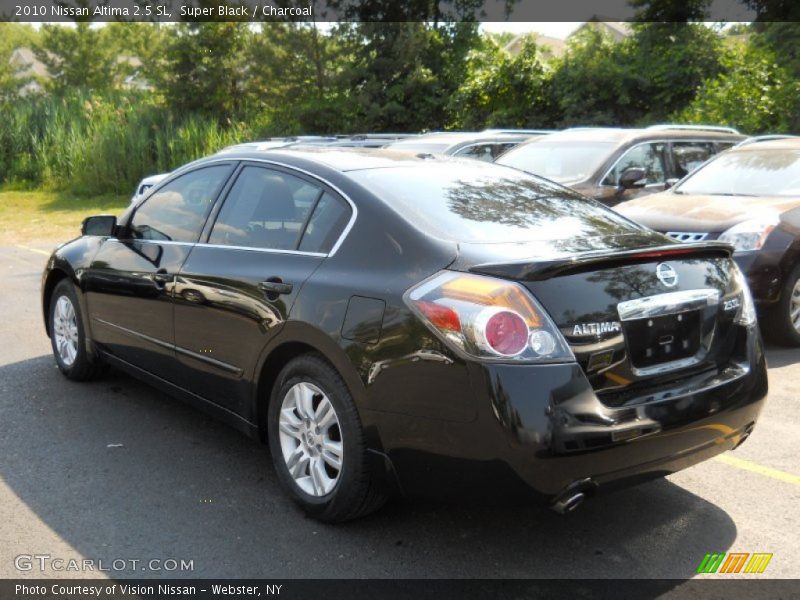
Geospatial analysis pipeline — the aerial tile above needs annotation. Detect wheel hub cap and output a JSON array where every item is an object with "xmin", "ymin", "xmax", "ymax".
[
  {"xmin": 278, "ymin": 382, "xmax": 343, "ymax": 497},
  {"xmin": 791, "ymin": 279, "xmax": 800, "ymax": 333},
  {"xmin": 53, "ymin": 296, "xmax": 79, "ymax": 367}
]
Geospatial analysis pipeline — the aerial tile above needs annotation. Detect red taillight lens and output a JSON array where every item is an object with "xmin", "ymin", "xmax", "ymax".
[{"xmin": 480, "ymin": 309, "xmax": 528, "ymax": 356}]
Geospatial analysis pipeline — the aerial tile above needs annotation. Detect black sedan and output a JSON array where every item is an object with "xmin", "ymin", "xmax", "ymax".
[{"xmin": 42, "ymin": 148, "xmax": 768, "ymax": 522}]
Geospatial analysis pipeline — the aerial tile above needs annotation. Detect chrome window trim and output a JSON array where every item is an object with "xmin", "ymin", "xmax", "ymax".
[
  {"xmin": 124, "ymin": 157, "xmax": 358, "ymax": 258},
  {"xmin": 598, "ymin": 138, "xmax": 720, "ymax": 189},
  {"xmin": 617, "ymin": 289, "xmax": 721, "ymax": 321},
  {"xmin": 194, "ymin": 157, "xmax": 358, "ymax": 257},
  {"xmin": 193, "ymin": 243, "xmax": 327, "ymax": 258}
]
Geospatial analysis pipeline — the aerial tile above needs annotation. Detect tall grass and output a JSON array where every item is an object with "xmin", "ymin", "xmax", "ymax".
[{"xmin": 0, "ymin": 92, "xmax": 253, "ymax": 196}]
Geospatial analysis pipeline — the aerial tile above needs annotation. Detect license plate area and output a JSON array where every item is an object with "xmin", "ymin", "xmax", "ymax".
[
  {"xmin": 623, "ymin": 310, "xmax": 701, "ymax": 369},
  {"xmin": 616, "ymin": 289, "xmax": 720, "ymax": 377}
]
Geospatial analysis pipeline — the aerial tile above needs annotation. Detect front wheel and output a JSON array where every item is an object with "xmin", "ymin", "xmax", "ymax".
[
  {"xmin": 761, "ymin": 264, "xmax": 800, "ymax": 347},
  {"xmin": 267, "ymin": 353, "xmax": 387, "ymax": 522},
  {"xmin": 49, "ymin": 279, "xmax": 103, "ymax": 381}
]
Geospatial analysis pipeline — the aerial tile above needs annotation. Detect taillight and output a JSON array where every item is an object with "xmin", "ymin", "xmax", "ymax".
[{"xmin": 405, "ymin": 271, "xmax": 574, "ymax": 362}]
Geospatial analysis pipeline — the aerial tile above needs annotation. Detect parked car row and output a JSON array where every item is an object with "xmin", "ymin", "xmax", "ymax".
[{"xmin": 46, "ymin": 142, "xmax": 768, "ymax": 522}]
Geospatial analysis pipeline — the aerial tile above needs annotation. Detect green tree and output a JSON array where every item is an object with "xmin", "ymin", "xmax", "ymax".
[
  {"xmin": 34, "ymin": 23, "xmax": 117, "ymax": 94},
  {"xmin": 337, "ymin": 21, "xmax": 480, "ymax": 132},
  {"xmin": 677, "ymin": 41, "xmax": 800, "ymax": 133},
  {"xmin": 550, "ymin": 28, "xmax": 637, "ymax": 126},
  {"xmin": 0, "ymin": 23, "xmax": 39, "ymax": 101},
  {"xmin": 245, "ymin": 23, "xmax": 352, "ymax": 135},
  {"xmin": 448, "ymin": 35, "xmax": 555, "ymax": 129},
  {"xmin": 158, "ymin": 23, "xmax": 251, "ymax": 122},
  {"xmin": 625, "ymin": 21, "xmax": 724, "ymax": 122}
]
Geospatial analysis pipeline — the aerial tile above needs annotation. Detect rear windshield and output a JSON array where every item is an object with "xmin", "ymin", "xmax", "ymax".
[
  {"xmin": 496, "ymin": 141, "xmax": 616, "ymax": 183},
  {"xmin": 676, "ymin": 149, "xmax": 800, "ymax": 197},
  {"xmin": 349, "ymin": 163, "xmax": 640, "ymax": 244}
]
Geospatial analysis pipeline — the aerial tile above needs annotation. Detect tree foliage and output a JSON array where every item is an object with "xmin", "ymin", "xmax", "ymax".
[
  {"xmin": 448, "ymin": 36, "xmax": 554, "ymax": 129},
  {"xmin": 35, "ymin": 23, "xmax": 118, "ymax": 94},
  {"xmin": 677, "ymin": 40, "xmax": 800, "ymax": 133}
]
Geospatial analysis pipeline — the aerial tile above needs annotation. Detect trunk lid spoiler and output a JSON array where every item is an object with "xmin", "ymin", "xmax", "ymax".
[{"xmin": 467, "ymin": 241, "xmax": 734, "ymax": 282}]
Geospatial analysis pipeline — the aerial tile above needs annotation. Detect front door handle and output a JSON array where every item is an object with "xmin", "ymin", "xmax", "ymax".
[{"xmin": 259, "ymin": 279, "xmax": 293, "ymax": 296}]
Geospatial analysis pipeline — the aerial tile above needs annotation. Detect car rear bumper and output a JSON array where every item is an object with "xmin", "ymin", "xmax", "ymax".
[{"xmin": 369, "ymin": 326, "xmax": 768, "ymax": 504}]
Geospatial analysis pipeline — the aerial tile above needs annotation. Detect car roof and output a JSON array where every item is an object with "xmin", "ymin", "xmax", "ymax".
[
  {"xmin": 729, "ymin": 137, "xmax": 800, "ymax": 152},
  {"xmin": 389, "ymin": 131, "xmax": 532, "ymax": 146},
  {"xmin": 204, "ymin": 146, "xmax": 450, "ymax": 172},
  {"xmin": 537, "ymin": 127, "xmax": 744, "ymax": 144}
]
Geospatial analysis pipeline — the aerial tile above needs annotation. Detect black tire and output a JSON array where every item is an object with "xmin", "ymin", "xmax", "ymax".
[
  {"xmin": 48, "ymin": 279, "xmax": 104, "ymax": 381},
  {"xmin": 267, "ymin": 353, "xmax": 387, "ymax": 522},
  {"xmin": 761, "ymin": 263, "xmax": 800, "ymax": 347}
]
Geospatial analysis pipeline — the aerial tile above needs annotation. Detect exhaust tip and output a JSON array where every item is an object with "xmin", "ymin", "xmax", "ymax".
[{"xmin": 550, "ymin": 492, "xmax": 586, "ymax": 515}]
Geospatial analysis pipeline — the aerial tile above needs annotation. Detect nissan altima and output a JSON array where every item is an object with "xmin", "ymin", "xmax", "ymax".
[{"xmin": 42, "ymin": 148, "xmax": 768, "ymax": 522}]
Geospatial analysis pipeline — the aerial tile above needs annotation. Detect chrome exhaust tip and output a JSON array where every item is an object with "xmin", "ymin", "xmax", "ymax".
[{"xmin": 550, "ymin": 491, "xmax": 586, "ymax": 514}]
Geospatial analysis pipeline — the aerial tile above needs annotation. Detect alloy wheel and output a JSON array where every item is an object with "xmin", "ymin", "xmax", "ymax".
[
  {"xmin": 791, "ymin": 278, "xmax": 800, "ymax": 333},
  {"xmin": 278, "ymin": 382, "xmax": 343, "ymax": 497},
  {"xmin": 53, "ymin": 296, "xmax": 79, "ymax": 367}
]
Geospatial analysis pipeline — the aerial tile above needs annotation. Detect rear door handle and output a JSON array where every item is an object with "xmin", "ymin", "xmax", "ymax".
[{"xmin": 259, "ymin": 280, "xmax": 293, "ymax": 295}]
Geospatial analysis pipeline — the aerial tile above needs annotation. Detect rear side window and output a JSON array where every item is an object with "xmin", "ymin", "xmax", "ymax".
[
  {"xmin": 671, "ymin": 142, "xmax": 716, "ymax": 178},
  {"xmin": 130, "ymin": 165, "xmax": 232, "ymax": 242},
  {"xmin": 209, "ymin": 166, "xmax": 320, "ymax": 251},
  {"xmin": 298, "ymin": 192, "xmax": 351, "ymax": 253}
]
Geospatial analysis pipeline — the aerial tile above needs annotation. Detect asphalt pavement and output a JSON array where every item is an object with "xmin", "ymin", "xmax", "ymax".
[{"xmin": 1, "ymin": 243, "xmax": 798, "ymax": 581}]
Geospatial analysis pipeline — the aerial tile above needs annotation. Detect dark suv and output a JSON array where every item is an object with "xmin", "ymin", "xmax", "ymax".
[{"xmin": 496, "ymin": 125, "xmax": 744, "ymax": 206}]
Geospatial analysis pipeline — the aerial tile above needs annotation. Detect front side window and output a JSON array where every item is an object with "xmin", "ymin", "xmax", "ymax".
[
  {"xmin": 130, "ymin": 166, "xmax": 232, "ymax": 242},
  {"xmin": 209, "ymin": 166, "xmax": 329, "ymax": 251},
  {"xmin": 602, "ymin": 143, "xmax": 666, "ymax": 186},
  {"xmin": 453, "ymin": 144, "xmax": 499, "ymax": 162}
]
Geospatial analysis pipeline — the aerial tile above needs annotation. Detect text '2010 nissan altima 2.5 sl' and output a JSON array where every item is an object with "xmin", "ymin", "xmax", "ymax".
[{"xmin": 41, "ymin": 148, "xmax": 768, "ymax": 522}]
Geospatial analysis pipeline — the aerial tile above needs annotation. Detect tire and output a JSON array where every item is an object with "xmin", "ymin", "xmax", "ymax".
[
  {"xmin": 267, "ymin": 353, "xmax": 387, "ymax": 522},
  {"xmin": 761, "ymin": 263, "xmax": 800, "ymax": 347},
  {"xmin": 49, "ymin": 279, "xmax": 103, "ymax": 381}
]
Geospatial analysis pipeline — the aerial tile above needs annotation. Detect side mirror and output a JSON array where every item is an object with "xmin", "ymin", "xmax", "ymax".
[
  {"xmin": 82, "ymin": 215, "xmax": 117, "ymax": 237},
  {"xmin": 619, "ymin": 167, "xmax": 647, "ymax": 190}
]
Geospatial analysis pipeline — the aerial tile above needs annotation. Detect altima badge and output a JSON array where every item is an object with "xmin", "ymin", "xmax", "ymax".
[
  {"xmin": 656, "ymin": 263, "xmax": 679, "ymax": 287},
  {"xmin": 571, "ymin": 322, "xmax": 622, "ymax": 337}
]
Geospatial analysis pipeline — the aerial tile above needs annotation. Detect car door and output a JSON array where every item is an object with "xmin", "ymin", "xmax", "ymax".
[
  {"xmin": 172, "ymin": 163, "xmax": 353, "ymax": 417},
  {"xmin": 597, "ymin": 142, "xmax": 668, "ymax": 204},
  {"xmin": 84, "ymin": 164, "xmax": 234, "ymax": 382}
]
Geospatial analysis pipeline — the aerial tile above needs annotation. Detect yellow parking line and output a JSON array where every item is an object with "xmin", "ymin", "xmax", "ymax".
[
  {"xmin": 14, "ymin": 245, "xmax": 50, "ymax": 257},
  {"xmin": 714, "ymin": 454, "xmax": 800, "ymax": 486}
]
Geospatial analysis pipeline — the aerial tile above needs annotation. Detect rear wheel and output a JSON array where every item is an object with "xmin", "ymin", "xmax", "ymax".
[
  {"xmin": 761, "ymin": 264, "xmax": 800, "ymax": 347},
  {"xmin": 49, "ymin": 279, "xmax": 103, "ymax": 380},
  {"xmin": 267, "ymin": 353, "xmax": 387, "ymax": 522}
]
